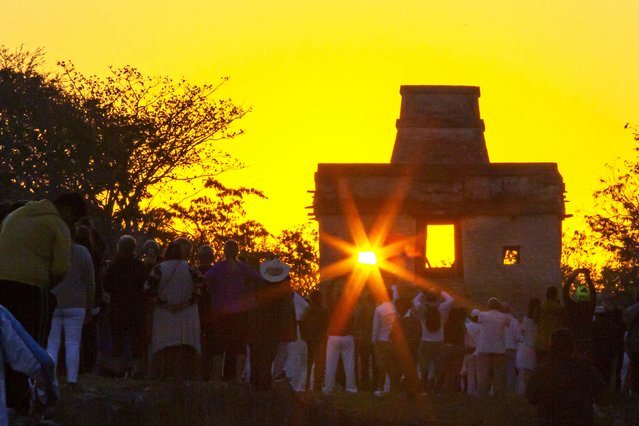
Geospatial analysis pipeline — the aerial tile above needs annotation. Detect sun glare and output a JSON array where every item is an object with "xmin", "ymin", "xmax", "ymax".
[{"xmin": 357, "ymin": 251, "xmax": 378, "ymax": 265}]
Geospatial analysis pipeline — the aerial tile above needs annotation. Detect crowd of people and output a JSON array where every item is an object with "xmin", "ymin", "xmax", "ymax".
[{"xmin": 2, "ymin": 194, "xmax": 639, "ymax": 425}]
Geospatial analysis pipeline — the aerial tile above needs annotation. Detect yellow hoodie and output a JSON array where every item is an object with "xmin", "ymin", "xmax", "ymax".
[{"xmin": 0, "ymin": 200, "xmax": 72, "ymax": 289}]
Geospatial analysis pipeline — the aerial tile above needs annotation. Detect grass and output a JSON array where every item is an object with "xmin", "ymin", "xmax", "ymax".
[{"xmin": 48, "ymin": 376, "xmax": 630, "ymax": 425}]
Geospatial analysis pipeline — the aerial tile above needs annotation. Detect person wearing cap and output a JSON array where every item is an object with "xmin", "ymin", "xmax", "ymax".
[
  {"xmin": 247, "ymin": 257, "xmax": 295, "ymax": 390},
  {"xmin": 259, "ymin": 257, "xmax": 297, "ymax": 383},
  {"xmin": 204, "ymin": 240, "xmax": 263, "ymax": 382},
  {"xmin": 476, "ymin": 297, "xmax": 511, "ymax": 397}
]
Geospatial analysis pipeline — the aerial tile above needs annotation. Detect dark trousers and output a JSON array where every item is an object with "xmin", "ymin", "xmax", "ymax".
[
  {"xmin": 374, "ymin": 341, "xmax": 401, "ymax": 392},
  {"xmin": 0, "ymin": 280, "xmax": 55, "ymax": 414},
  {"xmin": 213, "ymin": 313, "xmax": 248, "ymax": 381},
  {"xmin": 306, "ymin": 339, "xmax": 327, "ymax": 391},
  {"xmin": 356, "ymin": 339, "xmax": 375, "ymax": 391},
  {"xmin": 249, "ymin": 339, "xmax": 278, "ymax": 391},
  {"xmin": 110, "ymin": 312, "xmax": 147, "ymax": 360}
]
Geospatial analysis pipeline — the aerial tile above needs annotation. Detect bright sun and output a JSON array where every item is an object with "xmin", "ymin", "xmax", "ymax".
[{"xmin": 357, "ymin": 251, "xmax": 378, "ymax": 265}]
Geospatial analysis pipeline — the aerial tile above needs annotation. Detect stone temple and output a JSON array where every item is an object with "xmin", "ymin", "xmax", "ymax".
[{"xmin": 312, "ymin": 86, "xmax": 566, "ymax": 312}]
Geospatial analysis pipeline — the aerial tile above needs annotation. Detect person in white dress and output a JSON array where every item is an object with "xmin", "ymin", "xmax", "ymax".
[
  {"xmin": 516, "ymin": 298, "xmax": 540, "ymax": 394},
  {"xmin": 146, "ymin": 237, "xmax": 203, "ymax": 379}
]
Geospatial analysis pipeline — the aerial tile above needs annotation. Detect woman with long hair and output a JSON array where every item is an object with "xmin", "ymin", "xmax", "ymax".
[
  {"xmin": 46, "ymin": 225, "xmax": 96, "ymax": 385},
  {"xmin": 516, "ymin": 298, "xmax": 541, "ymax": 394}
]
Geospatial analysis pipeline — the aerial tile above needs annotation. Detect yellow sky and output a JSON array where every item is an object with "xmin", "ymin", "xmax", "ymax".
[{"xmin": 3, "ymin": 0, "xmax": 639, "ymax": 234}]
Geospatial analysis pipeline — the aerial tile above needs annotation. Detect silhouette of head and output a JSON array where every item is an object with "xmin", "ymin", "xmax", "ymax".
[
  {"xmin": 53, "ymin": 192, "xmax": 88, "ymax": 228},
  {"xmin": 488, "ymin": 297, "xmax": 501, "ymax": 310},
  {"xmin": 117, "ymin": 235, "xmax": 137, "ymax": 258},
  {"xmin": 224, "ymin": 239, "xmax": 239, "ymax": 261},
  {"xmin": 197, "ymin": 245, "xmax": 214, "ymax": 266},
  {"xmin": 172, "ymin": 237, "xmax": 193, "ymax": 260}
]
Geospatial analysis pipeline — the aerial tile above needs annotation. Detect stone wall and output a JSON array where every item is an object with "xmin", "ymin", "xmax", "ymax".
[{"xmin": 461, "ymin": 214, "xmax": 563, "ymax": 314}]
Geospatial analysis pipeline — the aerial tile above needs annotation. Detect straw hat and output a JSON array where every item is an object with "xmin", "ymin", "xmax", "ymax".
[{"xmin": 260, "ymin": 258, "xmax": 291, "ymax": 283}]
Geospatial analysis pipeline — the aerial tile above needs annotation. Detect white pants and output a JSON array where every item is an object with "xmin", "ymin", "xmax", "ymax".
[
  {"xmin": 284, "ymin": 339, "xmax": 308, "ymax": 392},
  {"xmin": 47, "ymin": 308, "xmax": 86, "ymax": 383},
  {"xmin": 323, "ymin": 335, "xmax": 357, "ymax": 393}
]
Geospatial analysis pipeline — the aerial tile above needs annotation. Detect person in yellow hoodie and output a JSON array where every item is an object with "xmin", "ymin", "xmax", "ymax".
[
  {"xmin": 535, "ymin": 286, "xmax": 566, "ymax": 365},
  {"xmin": 0, "ymin": 192, "xmax": 87, "ymax": 416}
]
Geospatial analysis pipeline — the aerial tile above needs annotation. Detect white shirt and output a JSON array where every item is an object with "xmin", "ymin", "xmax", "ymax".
[
  {"xmin": 477, "ymin": 309, "xmax": 511, "ymax": 354},
  {"xmin": 465, "ymin": 320, "xmax": 481, "ymax": 350},
  {"xmin": 504, "ymin": 314, "xmax": 519, "ymax": 351},
  {"xmin": 371, "ymin": 301, "xmax": 397, "ymax": 343},
  {"xmin": 414, "ymin": 291, "xmax": 454, "ymax": 342},
  {"xmin": 519, "ymin": 316, "xmax": 537, "ymax": 348}
]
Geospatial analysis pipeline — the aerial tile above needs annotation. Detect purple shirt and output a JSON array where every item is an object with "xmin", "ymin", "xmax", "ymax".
[{"xmin": 204, "ymin": 260, "xmax": 263, "ymax": 314}]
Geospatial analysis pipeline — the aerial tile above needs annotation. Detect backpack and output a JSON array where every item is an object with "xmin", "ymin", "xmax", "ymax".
[{"xmin": 424, "ymin": 303, "xmax": 441, "ymax": 333}]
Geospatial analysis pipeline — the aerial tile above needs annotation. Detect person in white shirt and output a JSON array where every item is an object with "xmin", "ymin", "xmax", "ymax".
[
  {"xmin": 414, "ymin": 289, "xmax": 454, "ymax": 393},
  {"xmin": 476, "ymin": 297, "xmax": 511, "ymax": 397},
  {"xmin": 371, "ymin": 287, "xmax": 399, "ymax": 397},
  {"xmin": 501, "ymin": 301, "xmax": 520, "ymax": 393},
  {"xmin": 516, "ymin": 298, "xmax": 540, "ymax": 395},
  {"xmin": 462, "ymin": 309, "xmax": 481, "ymax": 396}
]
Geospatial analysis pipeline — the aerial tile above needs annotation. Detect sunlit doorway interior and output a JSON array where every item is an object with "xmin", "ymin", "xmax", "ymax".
[{"xmin": 425, "ymin": 224, "xmax": 456, "ymax": 268}]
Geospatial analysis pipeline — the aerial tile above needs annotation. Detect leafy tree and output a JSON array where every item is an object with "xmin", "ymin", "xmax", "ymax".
[
  {"xmin": 158, "ymin": 185, "xmax": 321, "ymax": 295},
  {"xmin": 0, "ymin": 46, "xmax": 321, "ymax": 292},
  {"xmin": 0, "ymin": 46, "xmax": 247, "ymax": 247},
  {"xmin": 158, "ymin": 179, "xmax": 270, "ymax": 257},
  {"xmin": 583, "ymin": 124, "xmax": 639, "ymax": 292},
  {"xmin": 271, "ymin": 223, "xmax": 319, "ymax": 296},
  {"xmin": 0, "ymin": 46, "xmax": 103, "ymax": 201},
  {"xmin": 56, "ymin": 61, "xmax": 247, "ymax": 238}
]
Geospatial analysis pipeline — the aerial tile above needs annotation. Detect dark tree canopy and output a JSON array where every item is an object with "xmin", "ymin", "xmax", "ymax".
[
  {"xmin": 0, "ymin": 45, "xmax": 320, "ymax": 292},
  {"xmin": 0, "ymin": 47, "xmax": 101, "ymax": 201},
  {"xmin": 583, "ymin": 125, "xmax": 639, "ymax": 291},
  {"xmin": 0, "ymin": 46, "xmax": 246, "ymax": 239}
]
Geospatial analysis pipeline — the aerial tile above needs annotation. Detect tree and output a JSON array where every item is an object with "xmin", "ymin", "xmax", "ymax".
[
  {"xmin": 157, "ymin": 179, "xmax": 270, "ymax": 257},
  {"xmin": 583, "ymin": 125, "xmax": 639, "ymax": 292},
  {"xmin": 0, "ymin": 46, "xmax": 103, "ymax": 201},
  {"xmin": 0, "ymin": 45, "xmax": 247, "ymax": 246},
  {"xmin": 0, "ymin": 46, "xmax": 322, "ymax": 292},
  {"xmin": 271, "ymin": 223, "xmax": 319, "ymax": 296},
  {"xmin": 56, "ymin": 61, "xmax": 247, "ymax": 239}
]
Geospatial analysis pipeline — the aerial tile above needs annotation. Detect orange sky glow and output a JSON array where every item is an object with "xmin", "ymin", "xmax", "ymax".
[{"xmin": 4, "ymin": 0, "xmax": 639, "ymax": 244}]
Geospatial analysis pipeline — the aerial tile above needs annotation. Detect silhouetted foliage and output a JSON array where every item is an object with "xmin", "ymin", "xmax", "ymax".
[
  {"xmin": 55, "ymin": 61, "xmax": 247, "ymax": 237},
  {"xmin": 271, "ymin": 223, "xmax": 319, "ymax": 296},
  {"xmin": 583, "ymin": 124, "xmax": 639, "ymax": 292},
  {"xmin": 0, "ymin": 46, "xmax": 103, "ymax": 201},
  {"xmin": 157, "ymin": 179, "xmax": 270, "ymax": 257},
  {"xmin": 0, "ymin": 46, "xmax": 246, "ymax": 243},
  {"xmin": 0, "ymin": 45, "xmax": 320, "ymax": 291}
]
